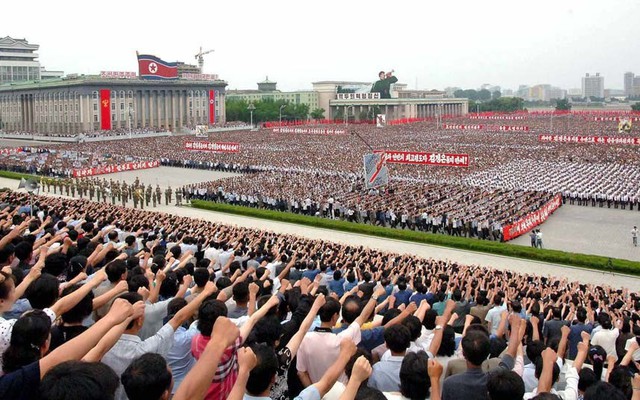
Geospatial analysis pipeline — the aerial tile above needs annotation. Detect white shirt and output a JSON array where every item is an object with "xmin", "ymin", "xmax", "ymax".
[{"xmin": 591, "ymin": 328, "xmax": 619, "ymax": 361}]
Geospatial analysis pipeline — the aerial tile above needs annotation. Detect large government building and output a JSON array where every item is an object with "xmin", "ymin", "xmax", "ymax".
[{"xmin": 0, "ymin": 74, "xmax": 227, "ymax": 133}]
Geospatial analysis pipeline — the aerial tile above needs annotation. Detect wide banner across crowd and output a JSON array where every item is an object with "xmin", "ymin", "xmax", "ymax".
[
  {"xmin": 271, "ymin": 127, "xmax": 346, "ymax": 135},
  {"xmin": 0, "ymin": 148, "xmax": 20, "ymax": 155},
  {"xmin": 594, "ymin": 117, "xmax": 640, "ymax": 122},
  {"xmin": 443, "ymin": 124, "xmax": 484, "ymax": 130},
  {"xmin": 469, "ymin": 115, "xmax": 526, "ymax": 120},
  {"xmin": 184, "ymin": 141, "xmax": 241, "ymax": 152},
  {"xmin": 539, "ymin": 135, "xmax": 640, "ymax": 145},
  {"xmin": 376, "ymin": 150, "xmax": 470, "ymax": 167},
  {"xmin": 502, "ymin": 194, "xmax": 562, "ymax": 241},
  {"xmin": 72, "ymin": 160, "xmax": 160, "ymax": 178}
]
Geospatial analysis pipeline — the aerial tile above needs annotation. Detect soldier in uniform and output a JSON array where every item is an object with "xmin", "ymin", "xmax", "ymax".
[
  {"xmin": 95, "ymin": 182, "xmax": 101, "ymax": 202},
  {"xmin": 152, "ymin": 190, "xmax": 157, "ymax": 207},
  {"xmin": 136, "ymin": 188, "xmax": 144, "ymax": 210},
  {"xmin": 145, "ymin": 185, "xmax": 152, "ymax": 207},
  {"xmin": 64, "ymin": 179, "xmax": 70, "ymax": 196},
  {"xmin": 134, "ymin": 176, "xmax": 140, "ymax": 188},
  {"xmin": 111, "ymin": 186, "xmax": 118, "ymax": 205},
  {"xmin": 52, "ymin": 178, "xmax": 57, "ymax": 194},
  {"xmin": 70, "ymin": 180, "xmax": 76, "ymax": 197},
  {"xmin": 121, "ymin": 182, "xmax": 128, "ymax": 207},
  {"xmin": 165, "ymin": 186, "xmax": 172, "ymax": 205},
  {"xmin": 176, "ymin": 188, "xmax": 182, "ymax": 206},
  {"xmin": 155, "ymin": 185, "xmax": 162, "ymax": 205},
  {"xmin": 132, "ymin": 188, "xmax": 139, "ymax": 208},
  {"xmin": 45, "ymin": 178, "xmax": 51, "ymax": 193}
]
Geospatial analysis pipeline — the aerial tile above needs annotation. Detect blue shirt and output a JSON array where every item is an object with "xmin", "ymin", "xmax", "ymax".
[
  {"xmin": 344, "ymin": 280, "xmax": 358, "ymax": 292},
  {"xmin": 368, "ymin": 355, "xmax": 404, "ymax": 392},
  {"xmin": 328, "ymin": 278, "xmax": 346, "ymax": 297},
  {"xmin": 301, "ymin": 270, "xmax": 320, "ymax": 281},
  {"xmin": 166, "ymin": 325, "xmax": 199, "ymax": 394},
  {"xmin": 394, "ymin": 289, "xmax": 413, "ymax": 306},
  {"xmin": 333, "ymin": 325, "xmax": 385, "ymax": 351}
]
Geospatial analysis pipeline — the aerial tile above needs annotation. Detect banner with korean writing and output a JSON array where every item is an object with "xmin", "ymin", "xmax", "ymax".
[
  {"xmin": 184, "ymin": 141, "xmax": 240, "ymax": 152},
  {"xmin": 443, "ymin": 124, "xmax": 484, "ymax": 130},
  {"xmin": 272, "ymin": 127, "xmax": 346, "ymax": 135},
  {"xmin": 594, "ymin": 117, "xmax": 640, "ymax": 122},
  {"xmin": 469, "ymin": 115, "xmax": 526, "ymax": 120},
  {"xmin": 72, "ymin": 160, "xmax": 160, "ymax": 178},
  {"xmin": 0, "ymin": 148, "xmax": 20, "ymax": 155},
  {"xmin": 497, "ymin": 125, "xmax": 529, "ymax": 132},
  {"xmin": 539, "ymin": 135, "xmax": 640, "ymax": 145},
  {"xmin": 502, "ymin": 194, "xmax": 562, "ymax": 241},
  {"xmin": 377, "ymin": 151, "xmax": 469, "ymax": 167}
]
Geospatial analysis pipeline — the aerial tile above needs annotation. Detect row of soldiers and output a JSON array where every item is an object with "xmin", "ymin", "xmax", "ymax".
[{"xmin": 41, "ymin": 176, "xmax": 183, "ymax": 208}]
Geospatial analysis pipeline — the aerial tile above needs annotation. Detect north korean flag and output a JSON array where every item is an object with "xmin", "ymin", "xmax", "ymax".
[{"xmin": 137, "ymin": 53, "xmax": 178, "ymax": 80}]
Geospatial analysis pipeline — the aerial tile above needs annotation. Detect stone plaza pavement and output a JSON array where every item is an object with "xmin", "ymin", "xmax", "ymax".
[{"xmin": 0, "ymin": 169, "xmax": 637, "ymax": 290}]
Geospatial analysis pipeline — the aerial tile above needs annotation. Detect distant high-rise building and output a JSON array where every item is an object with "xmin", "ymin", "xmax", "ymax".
[
  {"xmin": 624, "ymin": 72, "xmax": 635, "ymax": 96},
  {"xmin": 581, "ymin": 73, "xmax": 604, "ymax": 98},
  {"xmin": 0, "ymin": 36, "xmax": 41, "ymax": 84}
]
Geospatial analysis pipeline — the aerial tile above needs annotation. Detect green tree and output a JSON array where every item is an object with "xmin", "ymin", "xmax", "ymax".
[
  {"xmin": 478, "ymin": 89, "xmax": 492, "ymax": 101},
  {"xmin": 492, "ymin": 90, "xmax": 501, "ymax": 100},
  {"xmin": 310, "ymin": 108, "xmax": 325, "ymax": 120},
  {"xmin": 555, "ymin": 98, "xmax": 572, "ymax": 111},
  {"xmin": 631, "ymin": 103, "xmax": 640, "ymax": 111}
]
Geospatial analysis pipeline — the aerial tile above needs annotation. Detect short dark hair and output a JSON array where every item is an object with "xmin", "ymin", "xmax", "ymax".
[
  {"xmin": 106, "ymin": 259, "xmax": 127, "ymax": 283},
  {"xmin": 250, "ymin": 315, "xmax": 283, "ymax": 347},
  {"xmin": 40, "ymin": 361, "xmax": 119, "ymax": 400},
  {"xmin": 384, "ymin": 324, "xmax": 411, "ymax": 353},
  {"xmin": 584, "ymin": 381, "xmax": 627, "ymax": 400},
  {"xmin": 122, "ymin": 353, "xmax": 173, "ymax": 400},
  {"xmin": 127, "ymin": 274, "xmax": 149, "ymax": 292},
  {"xmin": 487, "ymin": 370, "xmax": 524, "ymax": 400},
  {"xmin": 399, "ymin": 351, "xmax": 431, "ymax": 400},
  {"xmin": 319, "ymin": 298, "xmax": 341, "ymax": 322},
  {"xmin": 198, "ymin": 299, "xmax": 228, "ymax": 336},
  {"xmin": 25, "ymin": 273, "xmax": 60, "ymax": 309},
  {"xmin": 43, "ymin": 253, "xmax": 68, "ymax": 277},
  {"xmin": 193, "ymin": 268, "xmax": 209, "ymax": 287},
  {"xmin": 534, "ymin": 357, "xmax": 560, "ymax": 383},
  {"xmin": 60, "ymin": 284, "xmax": 94, "ymax": 324},
  {"xmin": 233, "ymin": 282, "xmax": 250, "ymax": 303},
  {"xmin": 402, "ymin": 316, "xmax": 422, "ymax": 342},
  {"xmin": 461, "ymin": 330, "xmax": 491, "ymax": 366},
  {"xmin": 578, "ymin": 368, "xmax": 598, "ymax": 393},
  {"xmin": 246, "ymin": 344, "xmax": 278, "ymax": 396}
]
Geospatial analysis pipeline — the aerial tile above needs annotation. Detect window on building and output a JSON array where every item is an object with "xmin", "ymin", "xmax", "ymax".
[
  {"xmin": 94, "ymin": 115, "xmax": 98, "ymax": 122},
  {"xmin": 93, "ymin": 104, "xmax": 97, "ymax": 111}
]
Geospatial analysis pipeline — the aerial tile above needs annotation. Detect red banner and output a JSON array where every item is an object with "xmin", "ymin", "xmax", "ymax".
[
  {"xmin": 99, "ymin": 89, "xmax": 111, "ymax": 130},
  {"xmin": 184, "ymin": 141, "xmax": 240, "ymax": 152},
  {"xmin": 209, "ymin": 90, "xmax": 215, "ymax": 124},
  {"xmin": 0, "ymin": 148, "xmax": 20, "ymax": 155},
  {"xmin": 72, "ymin": 160, "xmax": 160, "ymax": 178},
  {"xmin": 272, "ymin": 127, "xmax": 347, "ymax": 135},
  {"xmin": 497, "ymin": 125, "xmax": 529, "ymax": 132},
  {"xmin": 376, "ymin": 150, "xmax": 469, "ymax": 167},
  {"xmin": 443, "ymin": 124, "xmax": 484, "ymax": 130},
  {"xmin": 502, "ymin": 194, "xmax": 562, "ymax": 241},
  {"xmin": 469, "ymin": 115, "xmax": 526, "ymax": 120},
  {"xmin": 539, "ymin": 135, "xmax": 640, "ymax": 145}
]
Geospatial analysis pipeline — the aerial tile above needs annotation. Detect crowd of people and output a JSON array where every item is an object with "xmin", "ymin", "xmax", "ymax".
[
  {"xmin": 0, "ymin": 113, "xmax": 639, "ymax": 242},
  {"xmin": 0, "ymin": 190, "xmax": 638, "ymax": 400}
]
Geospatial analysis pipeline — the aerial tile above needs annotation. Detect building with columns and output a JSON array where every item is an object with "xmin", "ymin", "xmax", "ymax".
[
  {"xmin": 0, "ymin": 75, "xmax": 227, "ymax": 133},
  {"xmin": 312, "ymin": 81, "xmax": 467, "ymax": 121}
]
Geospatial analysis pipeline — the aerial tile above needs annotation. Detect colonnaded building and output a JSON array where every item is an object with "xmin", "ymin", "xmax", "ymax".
[{"xmin": 0, "ymin": 74, "xmax": 227, "ymax": 134}]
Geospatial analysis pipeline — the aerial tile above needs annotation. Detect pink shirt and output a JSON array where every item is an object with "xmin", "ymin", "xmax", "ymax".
[
  {"xmin": 297, "ymin": 323, "xmax": 361, "ymax": 384},
  {"xmin": 191, "ymin": 333, "xmax": 242, "ymax": 400}
]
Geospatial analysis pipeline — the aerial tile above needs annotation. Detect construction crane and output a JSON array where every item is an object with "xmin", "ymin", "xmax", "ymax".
[{"xmin": 195, "ymin": 47, "xmax": 214, "ymax": 73}]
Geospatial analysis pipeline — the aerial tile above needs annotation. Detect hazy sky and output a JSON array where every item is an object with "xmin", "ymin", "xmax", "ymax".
[{"xmin": 4, "ymin": 0, "xmax": 638, "ymax": 91}]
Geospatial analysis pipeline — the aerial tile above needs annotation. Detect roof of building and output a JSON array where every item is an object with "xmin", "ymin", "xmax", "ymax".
[
  {"xmin": 0, "ymin": 75, "xmax": 227, "ymax": 92},
  {"xmin": 0, "ymin": 36, "xmax": 38, "ymax": 50}
]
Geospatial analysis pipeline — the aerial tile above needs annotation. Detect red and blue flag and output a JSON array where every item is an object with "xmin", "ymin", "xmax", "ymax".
[{"xmin": 137, "ymin": 53, "xmax": 178, "ymax": 80}]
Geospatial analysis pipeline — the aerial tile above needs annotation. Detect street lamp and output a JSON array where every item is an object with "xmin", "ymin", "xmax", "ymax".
[
  {"xmin": 247, "ymin": 103, "xmax": 256, "ymax": 128},
  {"xmin": 476, "ymin": 101, "xmax": 481, "ymax": 117},
  {"xmin": 279, "ymin": 104, "xmax": 286, "ymax": 126}
]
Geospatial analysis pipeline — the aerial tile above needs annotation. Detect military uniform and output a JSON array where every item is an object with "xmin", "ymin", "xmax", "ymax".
[
  {"xmin": 155, "ymin": 185, "xmax": 162, "ymax": 205},
  {"xmin": 165, "ymin": 187, "xmax": 172, "ymax": 205},
  {"xmin": 136, "ymin": 188, "xmax": 144, "ymax": 209},
  {"xmin": 111, "ymin": 187, "xmax": 118, "ymax": 205},
  {"xmin": 145, "ymin": 185, "xmax": 152, "ymax": 207},
  {"xmin": 176, "ymin": 189, "xmax": 182, "ymax": 206}
]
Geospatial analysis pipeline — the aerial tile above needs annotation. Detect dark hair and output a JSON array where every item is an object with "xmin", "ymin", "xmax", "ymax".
[
  {"xmin": 3, "ymin": 310, "xmax": 51, "ymax": 373},
  {"xmin": 438, "ymin": 325, "xmax": 456, "ymax": 357},
  {"xmin": 233, "ymin": 282, "xmax": 250, "ymax": 303},
  {"xmin": 0, "ymin": 269, "xmax": 16, "ymax": 301},
  {"xmin": 402, "ymin": 316, "xmax": 422, "ymax": 342},
  {"xmin": 106, "ymin": 259, "xmax": 127, "ymax": 283},
  {"xmin": 167, "ymin": 297, "xmax": 188, "ymax": 320},
  {"xmin": 342, "ymin": 296, "xmax": 362, "ymax": 324},
  {"xmin": 608, "ymin": 366, "xmax": 633, "ymax": 399},
  {"xmin": 355, "ymin": 386, "xmax": 387, "ymax": 400},
  {"xmin": 534, "ymin": 357, "xmax": 560, "ymax": 384},
  {"xmin": 423, "ymin": 309, "xmax": 438, "ymax": 330},
  {"xmin": 193, "ymin": 268, "xmax": 209, "ymax": 287},
  {"xmin": 584, "ymin": 381, "xmax": 627, "ymax": 400},
  {"xmin": 60, "ymin": 284, "xmax": 94, "ymax": 324},
  {"xmin": 122, "ymin": 353, "xmax": 173, "ymax": 400},
  {"xmin": 127, "ymin": 274, "xmax": 150, "ymax": 292},
  {"xmin": 43, "ymin": 253, "xmax": 68, "ymax": 277},
  {"xmin": 461, "ymin": 330, "xmax": 491, "ymax": 366},
  {"xmin": 487, "ymin": 370, "xmax": 525, "ymax": 400},
  {"xmin": 40, "ymin": 361, "xmax": 119, "ymax": 400},
  {"xmin": 526, "ymin": 340, "xmax": 545, "ymax": 363},
  {"xmin": 159, "ymin": 272, "xmax": 179, "ymax": 299},
  {"xmin": 578, "ymin": 368, "xmax": 599, "ymax": 393},
  {"xmin": 319, "ymin": 298, "xmax": 341, "ymax": 322},
  {"xmin": 246, "ymin": 344, "xmax": 278, "ymax": 395},
  {"xmin": 384, "ymin": 325, "xmax": 411, "ymax": 353},
  {"xmin": 198, "ymin": 299, "xmax": 228, "ymax": 336},
  {"xmin": 117, "ymin": 292, "xmax": 143, "ymax": 330},
  {"xmin": 588, "ymin": 345, "xmax": 607, "ymax": 379},
  {"xmin": 25, "ymin": 273, "xmax": 59, "ymax": 309},
  {"xmin": 250, "ymin": 315, "xmax": 283, "ymax": 347},
  {"xmin": 399, "ymin": 351, "xmax": 431, "ymax": 400}
]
